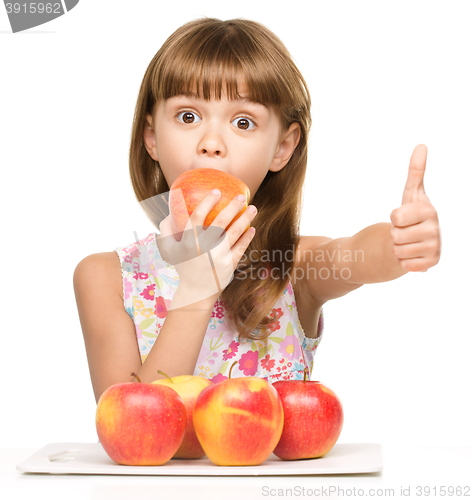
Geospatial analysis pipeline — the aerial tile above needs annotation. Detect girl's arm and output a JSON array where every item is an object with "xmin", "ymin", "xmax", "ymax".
[
  {"xmin": 296, "ymin": 225, "xmax": 404, "ymax": 306},
  {"xmin": 74, "ymin": 253, "xmax": 141, "ymax": 404},
  {"xmin": 130, "ymin": 285, "xmax": 218, "ymax": 385},
  {"xmin": 74, "ymin": 252, "xmax": 216, "ymax": 404},
  {"xmin": 316, "ymin": 222, "xmax": 408, "ymax": 286},
  {"xmin": 301, "ymin": 145, "xmax": 441, "ymax": 305}
]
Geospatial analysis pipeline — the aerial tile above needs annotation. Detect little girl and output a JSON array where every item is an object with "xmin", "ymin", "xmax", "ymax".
[{"xmin": 74, "ymin": 18, "xmax": 441, "ymax": 405}]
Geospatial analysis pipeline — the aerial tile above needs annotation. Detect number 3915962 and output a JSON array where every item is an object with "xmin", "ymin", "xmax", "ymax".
[{"xmin": 5, "ymin": 3, "xmax": 62, "ymax": 14}]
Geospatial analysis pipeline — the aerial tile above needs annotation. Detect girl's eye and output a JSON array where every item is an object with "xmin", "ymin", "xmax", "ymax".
[
  {"xmin": 177, "ymin": 111, "xmax": 201, "ymax": 124},
  {"xmin": 231, "ymin": 117, "xmax": 255, "ymax": 130}
]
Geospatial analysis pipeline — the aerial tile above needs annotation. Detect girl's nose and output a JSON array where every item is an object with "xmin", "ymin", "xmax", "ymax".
[{"xmin": 197, "ymin": 129, "xmax": 226, "ymax": 158}]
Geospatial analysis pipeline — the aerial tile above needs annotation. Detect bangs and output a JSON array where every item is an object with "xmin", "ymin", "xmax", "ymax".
[{"xmin": 150, "ymin": 20, "xmax": 293, "ymax": 109}]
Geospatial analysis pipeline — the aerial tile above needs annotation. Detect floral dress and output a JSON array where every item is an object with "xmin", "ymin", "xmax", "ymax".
[{"xmin": 114, "ymin": 232, "xmax": 324, "ymax": 383}]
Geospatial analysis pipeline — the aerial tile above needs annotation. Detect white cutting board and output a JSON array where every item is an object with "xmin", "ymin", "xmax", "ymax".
[{"xmin": 16, "ymin": 443, "xmax": 382, "ymax": 475}]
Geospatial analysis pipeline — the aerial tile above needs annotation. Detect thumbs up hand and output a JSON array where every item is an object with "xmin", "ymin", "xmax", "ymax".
[{"xmin": 389, "ymin": 144, "xmax": 441, "ymax": 272}]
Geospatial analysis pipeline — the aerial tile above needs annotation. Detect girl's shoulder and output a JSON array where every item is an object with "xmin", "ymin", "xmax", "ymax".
[{"xmin": 74, "ymin": 251, "xmax": 124, "ymax": 301}]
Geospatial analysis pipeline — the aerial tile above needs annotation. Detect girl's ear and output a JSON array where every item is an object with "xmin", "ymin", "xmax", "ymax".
[
  {"xmin": 270, "ymin": 122, "xmax": 301, "ymax": 172},
  {"xmin": 143, "ymin": 114, "xmax": 158, "ymax": 161}
]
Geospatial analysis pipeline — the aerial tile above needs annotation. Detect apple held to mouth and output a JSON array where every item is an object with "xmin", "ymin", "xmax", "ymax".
[
  {"xmin": 272, "ymin": 369, "xmax": 344, "ymax": 460},
  {"xmin": 169, "ymin": 168, "xmax": 250, "ymax": 236},
  {"xmin": 95, "ymin": 373, "xmax": 187, "ymax": 466},
  {"xmin": 193, "ymin": 361, "xmax": 284, "ymax": 466},
  {"xmin": 152, "ymin": 371, "xmax": 213, "ymax": 459}
]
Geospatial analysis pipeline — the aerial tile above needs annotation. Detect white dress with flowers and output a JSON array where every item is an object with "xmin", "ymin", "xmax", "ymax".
[{"xmin": 114, "ymin": 232, "xmax": 324, "ymax": 383}]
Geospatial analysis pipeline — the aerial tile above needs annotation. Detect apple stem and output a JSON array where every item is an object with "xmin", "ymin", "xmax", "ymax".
[
  {"xmin": 130, "ymin": 372, "xmax": 141, "ymax": 383},
  {"xmin": 303, "ymin": 366, "xmax": 308, "ymax": 382},
  {"xmin": 157, "ymin": 369, "xmax": 174, "ymax": 383},
  {"xmin": 228, "ymin": 360, "xmax": 238, "ymax": 380}
]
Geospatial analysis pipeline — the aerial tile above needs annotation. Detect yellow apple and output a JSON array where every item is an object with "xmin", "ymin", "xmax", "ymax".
[{"xmin": 152, "ymin": 374, "xmax": 213, "ymax": 459}]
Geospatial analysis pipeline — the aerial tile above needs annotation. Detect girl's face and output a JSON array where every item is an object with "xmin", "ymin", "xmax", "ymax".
[{"xmin": 143, "ymin": 84, "xmax": 300, "ymax": 203}]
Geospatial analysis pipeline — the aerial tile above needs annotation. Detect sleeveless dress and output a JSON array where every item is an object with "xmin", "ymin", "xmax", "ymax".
[{"xmin": 114, "ymin": 232, "xmax": 324, "ymax": 383}]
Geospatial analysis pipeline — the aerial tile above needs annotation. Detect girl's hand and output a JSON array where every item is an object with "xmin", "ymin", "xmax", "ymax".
[
  {"xmin": 157, "ymin": 190, "xmax": 257, "ymax": 308},
  {"xmin": 389, "ymin": 144, "xmax": 441, "ymax": 272}
]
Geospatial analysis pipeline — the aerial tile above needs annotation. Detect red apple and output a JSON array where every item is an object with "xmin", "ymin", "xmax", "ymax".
[
  {"xmin": 152, "ymin": 373, "xmax": 213, "ymax": 459},
  {"xmin": 95, "ymin": 373, "xmax": 187, "ymax": 466},
  {"xmin": 272, "ymin": 371, "xmax": 344, "ymax": 460},
  {"xmin": 169, "ymin": 168, "xmax": 250, "ymax": 236},
  {"xmin": 193, "ymin": 362, "xmax": 284, "ymax": 466}
]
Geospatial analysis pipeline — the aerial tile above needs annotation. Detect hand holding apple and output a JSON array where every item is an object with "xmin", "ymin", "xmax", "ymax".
[
  {"xmin": 157, "ymin": 169, "xmax": 257, "ymax": 308},
  {"xmin": 272, "ymin": 368, "xmax": 344, "ymax": 460},
  {"xmin": 95, "ymin": 373, "xmax": 187, "ymax": 466},
  {"xmin": 193, "ymin": 361, "xmax": 284, "ymax": 466},
  {"xmin": 169, "ymin": 168, "xmax": 251, "ymax": 235},
  {"xmin": 152, "ymin": 371, "xmax": 213, "ymax": 459}
]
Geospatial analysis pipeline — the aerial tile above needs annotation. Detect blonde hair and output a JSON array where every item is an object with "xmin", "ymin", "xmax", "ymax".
[{"xmin": 129, "ymin": 17, "xmax": 311, "ymax": 341}]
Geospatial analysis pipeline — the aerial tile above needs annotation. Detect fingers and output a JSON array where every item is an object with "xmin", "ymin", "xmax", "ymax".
[
  {"xmin": 390, "ymin": 219, "xmax": 438, "ymax": 245},
  {"xmin": 181, "ymin": 190, "xmax": 227, "ymax": 254},
  {"xmin": 398, "ymin": 257, "xmax": 430, "ymax": 273},
  {"xmin": 158, "ymin": 213, "xmax": 204, "ymax": 262},
  {"xmin": 212, "ymin": 196, "xmax": 257, "ymax": 247},
  {"xmin": 402, "ymin": 144, "xmax": 428, "ymax": 205},
  {"xmin": 209, "ymin": 224, "xmax": 256, "ymax": 289},
  {"xmin": 225, "ymin": 206, "xmax": 257, "ymax": 248},
  {"xmin": 189, "ymin": 189, "xmax": 224, "ymax": 227},
  {"xmin": 390, "ymin": 200, "xmax": 435, "ymax": 227},
  {"xmin": 231, "ymin": 226, "xmax": 256, "ymax": 269},
  {"xmin": 205, "ymin": 193, "xmax": 254, "ymax": 230},
  {"xmin": 194, "ymin": 191, "xmax": 257, "ymax": 250},
  {"xmin": 209, "ymin": 232, "xmax": 236, "ymax": 292},
  {"xmin": 393, "ymin": 240, "xmax": 433, "ymax": 259}
]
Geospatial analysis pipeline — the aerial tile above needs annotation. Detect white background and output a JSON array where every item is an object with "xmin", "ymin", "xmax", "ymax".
[{"xmin": 1, "ymin": 0, "xmax": 470, "ymax": 452}]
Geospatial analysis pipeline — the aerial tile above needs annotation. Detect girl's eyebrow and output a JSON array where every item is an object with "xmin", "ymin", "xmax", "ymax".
[
  {"xmin": 176, "ymin": 92, "xmax": 268, "ymax": 110},
  {"xmin": 238, "ymin": 97, "xmax": 269, "ymax": 110}
]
